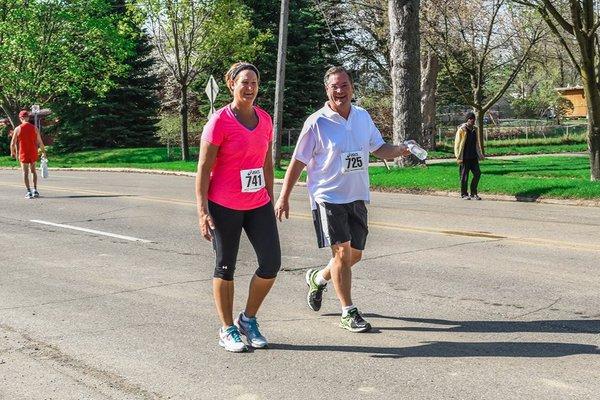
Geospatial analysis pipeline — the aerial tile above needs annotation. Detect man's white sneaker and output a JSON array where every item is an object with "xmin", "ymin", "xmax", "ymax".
[
  {"xmin": 235, "ymin": 312, "xmax": 268, "ymax": 348},
  {"xmin": 218, "ymin": 325, "xmax": 247, "ymax": 353}
]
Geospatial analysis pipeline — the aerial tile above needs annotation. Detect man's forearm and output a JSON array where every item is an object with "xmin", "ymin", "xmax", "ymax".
[
  {"xmin": 372, "ymin": 143, "xmax": 407, "ymax": 160},
  {"xmin": 279, "ymin": 159, "xmax": 305, "ymax": 200}
]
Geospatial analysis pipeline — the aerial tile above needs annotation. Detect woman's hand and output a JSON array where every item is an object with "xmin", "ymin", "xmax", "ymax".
[{"xmin": 199, "ymin": 211, "xmax": 215, "ymax": 241}]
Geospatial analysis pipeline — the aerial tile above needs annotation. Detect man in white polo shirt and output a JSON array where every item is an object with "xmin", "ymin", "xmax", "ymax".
[{"xmin": 275, "ymin": 66, "xmax": 411, "ymax": 332}]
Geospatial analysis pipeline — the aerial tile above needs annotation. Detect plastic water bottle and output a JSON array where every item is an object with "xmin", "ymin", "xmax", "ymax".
[
  {"xmin": 40, "ymin": 156, "xmax": 49, "ymax": 178},
  {"xmin": 404, "ymin": 140, "xmax": 428, "ymax": 160}
]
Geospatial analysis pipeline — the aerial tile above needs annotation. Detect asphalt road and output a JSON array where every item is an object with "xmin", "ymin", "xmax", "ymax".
[{"xmin": 1, "ymin": 170, "xmax": 599, "ymax": 400}]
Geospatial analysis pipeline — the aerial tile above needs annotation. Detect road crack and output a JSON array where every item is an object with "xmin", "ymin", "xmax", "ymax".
[{"xmin": 0, "ymin": 323, "xmax": 165, "ymax": 400}]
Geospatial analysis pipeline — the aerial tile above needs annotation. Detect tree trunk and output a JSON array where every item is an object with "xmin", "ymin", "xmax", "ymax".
[
  {"xmin": 472, "ymin": 81, "xmax": 485, "ymax": 155},
  {"xmin": 1, "ymin": 98, "xmax": 19, "ymax": 128},
  {"xmin": 388, "ymin": 0, "xmax": 422, "ymax": 166},
  {"xmin": 589, "ymin": 119, "xmax": 600, "ymax": 181},
  {"xmin": 272, "ymin": 0, "xmax": 289, "ymax": 170},
  {"xmin": 581, "ymin": 61, "xmax": 600, "ymax": 181},
  {"xmin": 421, "ymin": 50, "xmax": 439, "ymax": 151},
  {"xmin": 179, "ymin": 84, "xmax": 190, "ymax": 162},
  {"xmin": 475, "ymin": 108, "xmax": 485, "ymax": 156}
]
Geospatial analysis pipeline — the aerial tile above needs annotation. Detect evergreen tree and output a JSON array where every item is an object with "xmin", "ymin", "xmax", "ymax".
[
  {"xmin": 53, "ymin": 2, "xmax": 160, "ymax": 151},
  {"xmin": 242, "ymin": 0, "xmax": 349, "ymax": 128},
  {"xmin": 85, "ymin": 34, "xmax": 160, "ymax": 148}
]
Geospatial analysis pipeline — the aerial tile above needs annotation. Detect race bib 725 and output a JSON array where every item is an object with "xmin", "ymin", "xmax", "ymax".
[{"xmin": 341, "ymin": 151, "xmax": 366, "ymax": 174}]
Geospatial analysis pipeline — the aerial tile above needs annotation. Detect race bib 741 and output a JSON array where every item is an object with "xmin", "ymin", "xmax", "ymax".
[{"xmin": 240, "ymin": 168, "xmax": 265, "ymax": 192}]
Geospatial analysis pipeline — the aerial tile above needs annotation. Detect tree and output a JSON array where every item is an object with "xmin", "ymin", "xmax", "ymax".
[
  {"xmin": 141, "ymin": 0, "xmax": 265, "ymax": 161},
  {"xmin": 423, "ymin": 0, "xmax": 544, "ymax": 153},
  {"xmin": 0, "ymin": 0, "xmax": 131, "ymax": 127},
  {"xmin": 242, "ymin": 0, "xmax": 348, "ymax": 127},
  {"xmin": 339, "ymin": 1, "xmax": 439, "ymax": 155},
  {"xmin": 513, "ymin": 0, "xmax": 600, "ymax": 180},
  {"xmin": 335, "ymin": 0, "xmax": 391, "ymax": 91},
  {"xmin": 421, "ymin": 48, "xmax": 440, "ymax": 150},
  {"xmin": 53, "ymin": 1, "xmax": 161, "ymax": 151},
  {"xmin": 388, "ymin": 0, "xmax": 423, "ymax": 166}
]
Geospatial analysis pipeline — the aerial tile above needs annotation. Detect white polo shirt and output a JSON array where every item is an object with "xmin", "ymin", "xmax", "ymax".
[{"xmin": 292, "ymin": 103, "xmax": 385, "ymax": 209}]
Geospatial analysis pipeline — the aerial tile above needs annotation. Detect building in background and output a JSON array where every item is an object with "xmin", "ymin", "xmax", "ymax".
[{"xmin": 556, "ymin": 86, "xmax": 587, "ymax": 118}]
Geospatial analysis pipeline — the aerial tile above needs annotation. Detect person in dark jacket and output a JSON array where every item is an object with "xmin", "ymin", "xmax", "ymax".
[{"xmin": 454, "ymin": 112, "xmax": 484, "ymax": 200}]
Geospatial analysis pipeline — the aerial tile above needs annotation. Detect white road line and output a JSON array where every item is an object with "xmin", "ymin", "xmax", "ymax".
[{"xmin": 30, "ymin": 220, "xmax": 151, "ymax": 243}]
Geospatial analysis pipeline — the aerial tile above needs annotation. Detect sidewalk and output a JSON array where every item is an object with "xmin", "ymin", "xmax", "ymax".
[{"xmin": 372, "ymin": 151, "xmax": 588, "ymax": 167}]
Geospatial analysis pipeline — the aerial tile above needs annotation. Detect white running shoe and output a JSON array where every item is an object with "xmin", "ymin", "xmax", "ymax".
[
  {"xmin": 235, "ymin": 312, "xmax": 268, "ymax": 348},
  {"xmin": 218, "ymin": 325, "xmax": 247, "ymax": 353}
]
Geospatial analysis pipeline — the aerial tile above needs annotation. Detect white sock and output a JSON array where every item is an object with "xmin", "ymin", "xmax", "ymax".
[
  {"xmin": 315, "ymin": 269, "xmax": 329, "ymax": 286},
  {"xmin": 315, "ymin": 259, "xmax": 334, "ymax": 286},
  {"xmin": 241, "ymin": 312, "xmax": 253, "ymax": 322},
  {"xmin": 342, "ymin": 305, "xmax": 356, "ymax": 317}
]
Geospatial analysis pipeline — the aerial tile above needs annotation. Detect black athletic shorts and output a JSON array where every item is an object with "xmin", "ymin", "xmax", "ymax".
[
  {"xmin": 312, "ymin": 200, "xmax": 368, "ymax": 250},
  {"xmin": 208, "ymin": 200, "xmax": 281, "ymax": 281}
]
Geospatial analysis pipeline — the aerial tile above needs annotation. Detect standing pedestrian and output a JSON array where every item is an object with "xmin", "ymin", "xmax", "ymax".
[
  {"xmin": 454, "ymin": 112, "xmax": 484, "ymax": 200},
  {"xmin": 275, "ymin": 66, "xmax": 411, "ymax": 333},
  {"xmin": 195, "ymin": 62, "xmax": 281, "ymax": 352},
  {"xmin": 10, "ymin": 110, "xmax": 46, "ymax": 199}
]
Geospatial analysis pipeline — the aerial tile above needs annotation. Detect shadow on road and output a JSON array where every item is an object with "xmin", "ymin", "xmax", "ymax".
[
  {"xmin": 513, "ymin": 186, "xmax": 571, "ymax": 202},
  {"xmin": 45, "ymin": 195, "xmax": 135, "ymax": 199},
  {"xmin": 321, "ymin": 314, "xmax": 600, "ymax": 334},
  {"xmin": 268, "ymin": 341, "xmax": 600, "ymax": 359}
]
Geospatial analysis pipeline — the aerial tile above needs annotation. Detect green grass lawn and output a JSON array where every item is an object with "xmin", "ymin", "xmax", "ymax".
[
  {"xmin": 0, "ymin": 147, "xmax": 201, "ymax": 172},
  {"xmin": 370, "ymin": 156, "xmax": 600, "ymax": 199},
  {"xmin": 431, "ymin": 134, "xmax": 587, "ymax": 158},
  {"xmin": 1, "ymin": 148, "xmax": 598, "ymax": 200}
]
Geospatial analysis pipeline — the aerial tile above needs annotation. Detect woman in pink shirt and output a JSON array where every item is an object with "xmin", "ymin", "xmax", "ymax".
[{"xmin": 195, "ymin": 62, "xmax": 281, "ymax": 353}]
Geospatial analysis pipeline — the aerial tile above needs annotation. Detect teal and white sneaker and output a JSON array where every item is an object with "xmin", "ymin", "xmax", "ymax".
[
  {"xmin": 235, "ymin": 312, "xmax": 268, "ymax": 349},
  {"xmin": 340, "ymin": 308, "xmax": 372, "ymax": 333},
  {"xmin": 218, "ymin": 325, "xmax": 247, "ymax": 353},
  {"xmin": 305, "ymin": 268, "xmax": 327, "ymax": 311}
]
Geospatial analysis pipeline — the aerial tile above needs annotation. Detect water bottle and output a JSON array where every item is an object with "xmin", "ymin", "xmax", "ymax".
[
  {"xmin": 404, "ymin": 140, "xmax": 428, "ymax": 160},
  {"xmin": 40, "ymin": 156, "xmax": 49, "ymax": 178}
]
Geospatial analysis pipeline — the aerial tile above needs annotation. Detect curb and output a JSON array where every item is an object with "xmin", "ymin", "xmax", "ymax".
[
  {"xmin": 1, "ymin": 166, "xmax": 596, "ymax": 207},
  {"xmin": 371, "ymin": 186, "xmax": 600, "ymax": 208}
]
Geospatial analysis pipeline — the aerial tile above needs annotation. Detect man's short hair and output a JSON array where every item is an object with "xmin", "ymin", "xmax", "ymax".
[
  {"xmin": 323, "ymin": 66, "xmax": 353, "ymax": 87},
  {"xmin": 18, "ymin": 110, "xmax": 29, "ymax": 119},
  {"xmin": 465, "ymin": 111, "xmax": 476, "ymax": 121}
]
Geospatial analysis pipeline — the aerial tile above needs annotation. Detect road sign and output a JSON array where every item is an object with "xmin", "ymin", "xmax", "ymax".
[
  {"xmin": 205, "ymin": 75, "xmax": 218, "ymax": 119},
  {"xmin": 31, "ymin": 104, "xmax": 41, "ymax": 131}
]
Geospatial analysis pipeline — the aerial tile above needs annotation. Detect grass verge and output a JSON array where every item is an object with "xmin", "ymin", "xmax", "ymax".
[
  {"xmin": 370, "ymin": 156, "xmax": 599, "ymax": 200},
  {"xmin": 1, "ymin": 148, "xmax": 598, "ymax": 200}
]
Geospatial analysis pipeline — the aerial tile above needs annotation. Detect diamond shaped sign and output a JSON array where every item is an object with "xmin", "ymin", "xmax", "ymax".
[{"xmin": 205, "ymin": 75, "xmax": 219, "ymax": 119}]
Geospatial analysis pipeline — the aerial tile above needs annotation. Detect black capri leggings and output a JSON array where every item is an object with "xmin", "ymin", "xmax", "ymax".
[{"xmin": 208, "ymin": 200, "xmax": 281, "ymax": 281}]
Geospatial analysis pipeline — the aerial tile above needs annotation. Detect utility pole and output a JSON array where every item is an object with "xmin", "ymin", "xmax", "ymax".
[{"xmin": 272, "ymin": 0, "xmax": 289, "ymax": 169}]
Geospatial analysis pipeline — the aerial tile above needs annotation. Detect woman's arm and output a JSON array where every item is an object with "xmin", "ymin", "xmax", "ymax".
[
  {"xmin": 195, "ymin": 140, "xmax": 219, "ymax": 241},
  {"xmin": 264, "ymin": 141, "xmax": 275, "ymax": 204}
]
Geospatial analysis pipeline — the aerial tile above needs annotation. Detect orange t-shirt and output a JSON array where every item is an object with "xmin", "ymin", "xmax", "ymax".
[{"xmin": 17, "ymin": 122, "xmax": 38, "ymax": 163}]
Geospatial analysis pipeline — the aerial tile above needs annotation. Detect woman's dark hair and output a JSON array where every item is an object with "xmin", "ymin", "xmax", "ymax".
[{"xmin": 225, "ymin": 62, "xmax": 260, "ymax": 92}]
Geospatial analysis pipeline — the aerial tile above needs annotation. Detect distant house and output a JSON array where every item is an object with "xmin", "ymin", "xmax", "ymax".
[{"xmin": 555, "ymin": 86, "xmax": 587, "ymax": 118}]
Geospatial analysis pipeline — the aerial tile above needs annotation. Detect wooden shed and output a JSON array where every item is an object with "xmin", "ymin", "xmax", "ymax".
[{"xmin": 555, "ymin": 86, "xmax": 587, "ymax": 118}]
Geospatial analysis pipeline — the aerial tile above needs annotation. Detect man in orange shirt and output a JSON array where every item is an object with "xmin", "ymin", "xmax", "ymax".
[{"xmin": 10, "ymin": 110, "xmax": 46, "ymax": 199}]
